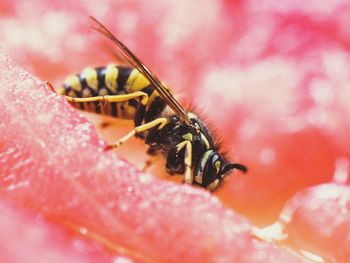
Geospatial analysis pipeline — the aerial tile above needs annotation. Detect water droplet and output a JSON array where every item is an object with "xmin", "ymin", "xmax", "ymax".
[
  {"xmin": 113, "ymin": 256, "xmax": 134, "ymax": 263},
  {"xmin": 139, "ymin": 200, "xmax": 151, "ymax": 209},
  {"xmin": 6, "ymin": 180, "xmax": 29, "ymax": 191},
  {"xmin": 333, "ymin": 157, "xmax": 349, "ymax": 184},
  {"xmin": 259, "ymin": 147, "xmax": 276, "ymax": 165},
  {"xmin": 299, "ymin": 249, "xmax": 324, "ymax": 263},
  {"xmin": 205, "ymin": 212, "xmax": 215, "ymax": 221},
  {"xmin": 79, "ymin": 227, "xmax": 88, "ymax": 235},
  {"xmin": 139, "ymin": 173, "xmax": 152, "ymax": 184},
  {"xmin": 119, "ymin": 203, "xmax": 129, "ymax": 212}
]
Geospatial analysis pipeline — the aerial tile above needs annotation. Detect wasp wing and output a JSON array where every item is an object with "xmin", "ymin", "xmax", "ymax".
[{"xmin": 89, "ymin": 16, "xmax": 192, "ymax": 126}]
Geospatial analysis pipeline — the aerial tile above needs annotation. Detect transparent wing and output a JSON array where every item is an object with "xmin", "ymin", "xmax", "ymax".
[{"xmin": 89, "ymin": 16, "xmax": 192, "ymax": 126}]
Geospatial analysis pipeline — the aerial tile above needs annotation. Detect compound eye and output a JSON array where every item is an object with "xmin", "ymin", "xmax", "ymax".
[
  {"xmin": 207, "ymin": 152, "xmax": 219, "ymax": 171},
  {"xmin": 203, "ymin": 153, "xmax": 220, "ymax": 185}
]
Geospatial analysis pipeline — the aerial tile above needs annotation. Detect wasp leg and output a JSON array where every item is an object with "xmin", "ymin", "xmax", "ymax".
[
  {"xmin": 63, "ymin": 91, "xmax": 149, "ymax": 107},
  {"xmin": 45, "ymin": 81, "xmax": 56, "ymax": 92},
  {"xmin": 141, "ymin": 156, "xmax": 157, "ymax": 172},
  {"xmin": 207, "ymin": 179, "xmax": 220, "ymax": 191},
  {"xmin": 141, "ymin": 159, "xmax": 152, "ymax": 172},
  {"xmin": 107, "ymin": 117, "xmax": 167, "ymax": 149},
  {"xmin": 175, "ymin": 140, "xmax": 193, "ymax": 184}
]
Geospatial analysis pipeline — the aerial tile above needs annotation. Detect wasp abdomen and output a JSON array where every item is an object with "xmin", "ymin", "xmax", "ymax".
[{"xmin": 57, "ymin": 65, "xmax": 164, "ymax": 121}]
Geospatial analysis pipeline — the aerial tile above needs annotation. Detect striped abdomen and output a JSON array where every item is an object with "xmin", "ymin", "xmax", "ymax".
[{"xmin": 57, "ymin": 65, "xmax": 166, "ymax": 124}]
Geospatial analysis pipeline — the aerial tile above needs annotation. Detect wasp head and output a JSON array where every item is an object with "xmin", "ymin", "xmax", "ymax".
[
  {"xmin": 194, "ymin": 149, "xmax": 247, "ymax": 191},
  {"xmin": 181, "ymin": 113, "xmax": 247, "ymax": 191}
]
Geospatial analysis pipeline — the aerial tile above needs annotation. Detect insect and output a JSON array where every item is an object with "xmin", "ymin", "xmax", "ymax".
[{"xmin": 56, "ymin": 16, "xmax": 247, "ymax": 191}]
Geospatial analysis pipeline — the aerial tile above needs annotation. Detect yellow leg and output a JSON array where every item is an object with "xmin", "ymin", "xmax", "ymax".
[
  {"xmin": 207, "ymin": 179, "xmax": 220, "ymax": 191},
  {"xmin": 141, "ymin": 156, "xmax": 156, "ymax": 172},
  {"xmin": 64, "ymin": 91, "xmax": 149, "ymax": 106},
  {"xmin": 108, "ymin": 118, "xmax": 167, "ymax": 148},
  {"xmin": 176, "ymin": 140, "xmax": 193, "ymax": 184}
]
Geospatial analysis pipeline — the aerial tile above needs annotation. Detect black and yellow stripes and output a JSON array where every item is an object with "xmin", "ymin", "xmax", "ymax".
[
  {"xmin": 57, "ymin": 17, "xmax": 248, "ymax": 191},
  {"xmin": 58, "ymin": 65, "xmax": 166, "ymax": 123}
]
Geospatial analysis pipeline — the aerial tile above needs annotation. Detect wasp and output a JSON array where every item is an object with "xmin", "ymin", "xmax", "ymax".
[{"xmin": 56, "ymin": 16, "xmax": 247, "ymax": 191}]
